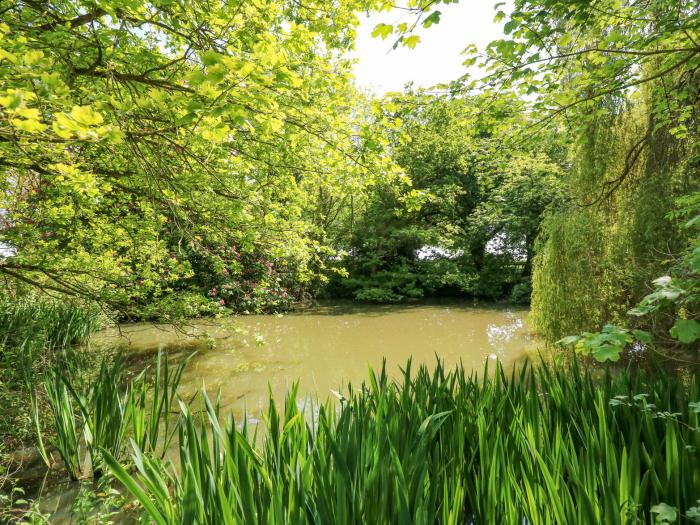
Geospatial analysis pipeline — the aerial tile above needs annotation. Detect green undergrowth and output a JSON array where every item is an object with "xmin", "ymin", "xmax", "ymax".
[
  {"xmin": 0, "ymin": 294, "xmax": 104, "ymax": 353},
  {"xmin": 0, "ymin": 295, "xmax": 105, "ymax": 449},
  {"xmin": 30, "ymin": 350, "xmax": 188, "ymax": 481}
]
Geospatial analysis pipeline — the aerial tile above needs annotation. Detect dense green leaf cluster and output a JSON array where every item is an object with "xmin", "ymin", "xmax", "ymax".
[
  {"xmin": 481, "ymin": 0, "xmax": 700, "ymax": 344},
  {"xmin": 0, "ymin": 0, "xmax": 392, "ymax": 314},
  {"xmin": 558, "ymin": 193, "xmax": 700, "ymax": 362},
  {"xmin": 384, "ymin": 0, "xmax": 699, "ymax": 350},
  {"xmin": 330, "ymin": 91, "xmax": 564, "ymax": 303}
]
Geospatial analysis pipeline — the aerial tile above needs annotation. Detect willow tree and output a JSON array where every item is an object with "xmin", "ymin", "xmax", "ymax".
[
  {"xmin": 473, "ymin": 0, "xmax": 700, "ymax": 341},
  {"xmin": 376, "ymin": 0, "xmax": 699, "ymax": 342},
  {"xmin": 0, "ymin": 0, "xmax": 393, "ymax": 311}
]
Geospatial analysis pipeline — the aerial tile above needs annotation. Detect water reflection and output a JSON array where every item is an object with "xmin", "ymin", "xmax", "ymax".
[{"xmin": 486, "ymin": 311, "xmax": 525, "ymax": 360}]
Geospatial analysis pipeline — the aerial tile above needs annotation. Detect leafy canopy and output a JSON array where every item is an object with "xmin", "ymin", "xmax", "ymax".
[{"xmin": 0, "ymin": 0, "xmax": 390, "ymax": 310}]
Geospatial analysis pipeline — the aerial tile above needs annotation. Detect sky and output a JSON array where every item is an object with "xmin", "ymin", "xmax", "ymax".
[{"xmin": 351, "ymin": 1, "xmax": 508, "ymax": 95}]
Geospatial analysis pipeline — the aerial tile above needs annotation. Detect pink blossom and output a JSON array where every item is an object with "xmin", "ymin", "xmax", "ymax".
[
  {"xmin": 224, "ymin": 284, "xmax": 231, "ymax": 289},
  {"xmin": 222, "ymin": 268, "xmax": 229, "ymax": 276},
  {"xmin": 281, "ymin": 292, "xmax": 287, "ymax": 299},
  {"xmin": 219, "ymin": 299, "xmax": 225, "ymax": 306}
]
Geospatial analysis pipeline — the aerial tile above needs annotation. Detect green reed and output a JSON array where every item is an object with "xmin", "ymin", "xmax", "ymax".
[
  {"xmin": 0, "ymin": 295, "xmax": 103, "ymax": 355},
  {"xmin": 31, "ymin": 350, "xmax": 188, "ymax": 480},
  {"xmin": 105, "ymin": 358, "xmax": 700, "ymax": 524},
  {"xmin": 128, "ymin": 350, "xmax": 191, "ymax": 457},
  {"xmin": 1, "ymin": 295, "xmax": 105, "ymax": 447}
]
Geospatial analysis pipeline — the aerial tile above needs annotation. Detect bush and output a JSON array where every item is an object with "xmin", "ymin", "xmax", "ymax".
[
  {"xmin": 134, "ymin": 290, "xmax": 222, "ymax": 322},
  {"xmin": 185, "ymin": 244, "xmax": 297, "ymax": 314},
  {"xmin": 330, "ymin": 255, "xmax": 524, "ymax": 304},
  {"xmin": 510, "ymin": 279, "xmax": 532, "ymax": 304}
]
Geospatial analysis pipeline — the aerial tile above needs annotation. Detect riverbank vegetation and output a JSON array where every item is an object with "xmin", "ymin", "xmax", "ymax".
[
  {"xmin": 109, "ymin": 359, "xmax": 700, "ymax": 524},
  {"xmin": 1, "ymin": 0, "xmax": 699, "ymax": 521},
  {"xmin": 0, "ymin": 294, "xmax": 104, "ymax": 448},
  {"xmin": 10, "ymin": 352, "xmax": 700, "ymax": 524}
]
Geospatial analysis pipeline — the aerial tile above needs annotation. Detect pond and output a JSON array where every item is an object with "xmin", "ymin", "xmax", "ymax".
[
  {"xmin": 27, "ymin": 302, "xmax": 536, "ymax": 522},
  {"xmin": 102, "ymin": 301, "xmax": 536, "ymax": 424}
]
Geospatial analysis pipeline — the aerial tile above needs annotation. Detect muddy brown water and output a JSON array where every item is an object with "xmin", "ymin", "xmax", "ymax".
[{"xmin": 101, "ymin": 301, "xmax": 537, "ymax": 423}]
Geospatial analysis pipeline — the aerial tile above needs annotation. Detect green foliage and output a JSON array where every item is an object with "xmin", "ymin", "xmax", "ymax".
[
  {"xmin": 0, "ymin": 0, "xmax": 391, "ymax": 312},
  {"xmin": 671, "ymin": 320, "xmax": 700, "ymax": 345},
  {"xmin": 391, "ymin": 0, "xmax": 698, "ymax": 347},
  {"xmin": 0, "ymin": 294, "xmax": 104, "ymax": 353},
  {"xmin": 557, "ymin": 325, "xmax": 653, "ymax": 363},
  {"xmin": 456, "ymin": 0, "xmax": 700, "ymax": 343},
  {"xmin": 348, "ymin": 261, "xmax": 424, "ymax": 302},
  {"xmin": 531, "ymin": 107, "xmax": 698, "ymax": 342},
  {"xmin": 108, "ymin": 359, "xmax": 700, "ymax": 524},
  {"xmin": 67, "ymin": 480, "xmax": 124, "ymax": 525},
  {"xmin": 335, "ymin": 91, "xmax": 563, "ymax": 303},
  {"xmin": 651, "ymin": 503, "xmax": 679, "ymax": 524},
  {"xmin": 633, "ymin": 194, "xmax": 700, "ymax": 346},
  {"xmin": 0, "ymin": 293, "xmax": 104, "ymax": 447},
  {"xmin": 509, "ymin": 279, "xmax": 532, "ymax": 304},
  {"xmin": 555, "ymin": 192, "xmax": 699, "ymax": 361},
  {"xmin": 135, "ymin": 291, "xmax": 222, "ymax": 322},
  {"xmin": 0, "ymin": 480, "xmax": 50, "ymax": 524}
]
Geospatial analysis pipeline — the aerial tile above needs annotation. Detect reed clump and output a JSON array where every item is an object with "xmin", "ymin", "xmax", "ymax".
[
  {"xmin": 0, "ymin": 295, "xmax": 104, "ymax": 448},
  {"xmin": 30, "ymin": 351, "xmax": 189, "ymax": 481},
  {"xmin": 0, "ymin": 295, "xmax": 104, "ymax": 354},
  {"xmin": 105, "ymin": 359, "xmax": 700, "ymax": 524}
]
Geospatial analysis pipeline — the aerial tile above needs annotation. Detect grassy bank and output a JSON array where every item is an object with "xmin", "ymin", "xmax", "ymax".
[{"xmin": 3, "ymin": 302, "xmax": 699, "ymax": 523}]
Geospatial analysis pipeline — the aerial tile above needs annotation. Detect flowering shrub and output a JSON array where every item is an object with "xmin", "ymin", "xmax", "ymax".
[{"xmin": 204, "ymin": 245, "xmax": 295, "ymax": 314}]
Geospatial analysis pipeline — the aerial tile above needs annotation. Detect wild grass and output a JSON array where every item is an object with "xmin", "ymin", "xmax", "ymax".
[
  {"xmin": 105, "ymin": 358, "xmax": 700, "ymax": 524},
  {"xmin": 0, "ymin": 295, "xmax": 104, "ymax": 448},
  {"xmin": 0, "ymin": 295, "xmax": 103, "ymax": 354}
]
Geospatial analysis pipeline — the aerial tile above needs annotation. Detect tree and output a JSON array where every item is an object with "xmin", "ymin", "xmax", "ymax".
[
  {"xmin": 333, "ymin": 89, "xmax": 563, "ymax": 302},
  {"xmin": 0, "ymin": 0, "xmax": 386, "ymax": 313},
  {"xmin": 374, "ymin": 0, "xmax": 699, "ymax": 140},
  {"xmin": 376, "ymin": 0, "xmax": 699, "ymax": 338},
  {"xmin": 470, "ymin": 152, "xmax": 564, "ymax": 277}
]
